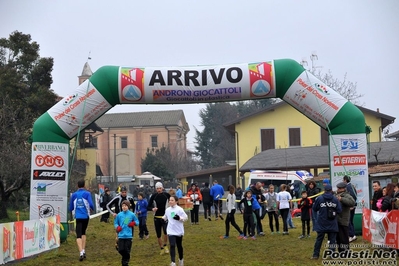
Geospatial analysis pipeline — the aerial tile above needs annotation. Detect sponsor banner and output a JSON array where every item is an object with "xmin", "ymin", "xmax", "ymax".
[
  {"xmin": 119, "ymin": 62, "xmax": 276, "ymax": 104},
  {"xmin": 330, "ymin": 134, "xmax": 369, "ymax": 214},
  {"xmin": 283, "ymin": 71, "xmax": 347, "ymax": 127},
  {"xmin": 363, "ymin": 208, "xmax": 399, "ymax": 249},
  {"xmin": 30, "ymin": 143, "xmax": 69, "ymax": 223},
  {"xmin": 0, "ymin": 216, "xmax": 60, "ymax": 264},
  {"xmin": 47, "ymin": 79, "xmax": 112, "ymax": 138}
]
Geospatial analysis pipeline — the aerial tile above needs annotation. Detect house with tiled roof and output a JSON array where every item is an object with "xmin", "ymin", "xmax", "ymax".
[{"xmin": 95, "ymin": 109, "xmax": 190, "ymax": 178}]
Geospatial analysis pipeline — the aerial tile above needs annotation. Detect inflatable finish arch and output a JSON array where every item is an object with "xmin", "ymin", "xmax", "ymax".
[{"xmin": 30, "ymin": 59, "xmax": 368, "ymax": 237}]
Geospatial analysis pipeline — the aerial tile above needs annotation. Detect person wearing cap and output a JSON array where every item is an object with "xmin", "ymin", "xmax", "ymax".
[
  {"xmin": 322, "ymin": 179, "xmax": 330, "ymax": 187},
  {"xmin": 100, "ymin": 186, "xmax": 112, "ymax": 223},
  {"xmin": 147, "ymin": 182, "xmax": 171, "ymax": 255},
  {"xmin": 335, "ymin": 181, "xmax": 355, "ymax": 252},
  {"xmin": 311, "ymin": 184, "xmax": 342, "ymax": 260},
  {"xmin": 343, "ymin": 175, "xmax": 357, "ymax": 242}
]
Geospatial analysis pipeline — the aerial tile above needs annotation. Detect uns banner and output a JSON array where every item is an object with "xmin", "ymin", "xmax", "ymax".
[{"xmin": 0, "ymin": 215, "xmax": 60, "ymax": 264}]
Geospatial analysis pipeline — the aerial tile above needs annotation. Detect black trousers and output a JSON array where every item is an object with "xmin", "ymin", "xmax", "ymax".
[
  {"xmin": 190, "ymin": 205, "xmax": 200, "ymax": 223},
  {"xmin": 337, "ymin": 224, "xmax": 349, "ymax": 252},
  {"xmin": 168, "ymin": 235, "xmax": 183, "ymax": 263},
  {"xmin": 267, "ymin": 211, "xmax": 279, "ymax": 232},
  {"xmin": 118, "ymin": 238, "xmax": 132, "ymax": 266},
  {"xmin": 280, "ymin": 208, "xmax": 289, "ymax": 232},
  {"xmin": 225, "ymin": 209, "xmax": 243, "ymax": 236},
  {"xmin": 203, "ymin": 201, "xmax": 212, "ymax": 219},
  {"xmin": 301, "ymin": 219, "xmax": 310, "ymax": 236},
  {"xmin": 243, "ymin": 213, "xmax": 255, "ymax": 237}
]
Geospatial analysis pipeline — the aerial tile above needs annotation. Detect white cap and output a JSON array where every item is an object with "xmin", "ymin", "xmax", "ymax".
[{"xmin": 155, "ymin": 182, "xmax": 163, "ymax": 188}]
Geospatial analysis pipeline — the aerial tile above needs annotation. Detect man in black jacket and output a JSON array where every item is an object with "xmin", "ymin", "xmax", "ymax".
[
  {"xmin": 201, "ymin": 182, "xmax": 212, "ymax": 221},
  {"xmin": 250, "ymin": 182, "xmax": 266, "ymax": 236},
  {"xmin": 371, "ymin": 181, "xmax": 383, "ymax": 211},
  {"xmin": 100, "ymin": 186, "xmax": 113, "ymax": 222}
]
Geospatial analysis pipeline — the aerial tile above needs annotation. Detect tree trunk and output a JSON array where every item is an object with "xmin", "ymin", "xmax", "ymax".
[{"xmin": 0, "ymin": 197, "xmax": 9, "ymax": 220}]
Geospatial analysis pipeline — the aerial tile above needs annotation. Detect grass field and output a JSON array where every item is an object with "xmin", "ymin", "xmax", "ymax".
[{"xmin": 4, "ymin": 211, "xmax": 389, "ymax": 266}]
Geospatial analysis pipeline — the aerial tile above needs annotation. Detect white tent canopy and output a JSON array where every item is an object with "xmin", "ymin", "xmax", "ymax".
[{"xmin": 134, "ymin": 172, "xmax": 161, "ymax": 180}]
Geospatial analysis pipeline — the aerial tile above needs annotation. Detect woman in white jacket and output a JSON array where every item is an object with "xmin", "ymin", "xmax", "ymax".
[{"xmin": 221, "ymin": 185, "xmax": 244, "ymax": 239}]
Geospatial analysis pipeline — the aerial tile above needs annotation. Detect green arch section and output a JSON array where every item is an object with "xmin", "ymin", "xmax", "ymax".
[{"xmin": 33, "ymin": 59, "xmax": 365, "ymax": 141}]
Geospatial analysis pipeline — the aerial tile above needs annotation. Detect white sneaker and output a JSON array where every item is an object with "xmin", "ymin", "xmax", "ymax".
[
  {"xmin": 179, "ymin": 259, "xmax": 184, "ymax": 266},
  {"xmin": 170, "ymin": 262, "xmax": 176, "ymax": 266},
  {"xmin": 349, "ymin": 235, "xmax": 357, "ymax": 242}
]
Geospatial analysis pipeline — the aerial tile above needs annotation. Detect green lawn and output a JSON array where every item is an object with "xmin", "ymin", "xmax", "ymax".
[{"xmin": 6, "ymin": 213, "xmax": 387, "ymax": 266}]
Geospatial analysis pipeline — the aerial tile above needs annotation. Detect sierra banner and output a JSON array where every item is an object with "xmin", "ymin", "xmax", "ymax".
[
  {"xmin": 0, "ymin": 215, "xmax": 60, "ymax": 264},
  {"xmin": 362, "ymin": 208, "xmax": 399, "ymax": 249}
]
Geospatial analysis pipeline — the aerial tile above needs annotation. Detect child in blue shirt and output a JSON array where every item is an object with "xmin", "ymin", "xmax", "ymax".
[
  {"xmin": 135, "ymin": 192, "xmax": 149, "ymax": 240},
  {"xmin": 114, "ymin": 200, "xmax": 139, "ymax": 266}
]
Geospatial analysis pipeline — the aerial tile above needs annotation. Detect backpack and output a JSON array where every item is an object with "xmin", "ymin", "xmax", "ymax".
[{"xmin": 326, "ymin": 201, "xmax": 337, "ymax": 220}]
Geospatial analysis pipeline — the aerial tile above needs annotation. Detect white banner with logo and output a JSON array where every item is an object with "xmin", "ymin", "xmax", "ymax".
[
  {"xmin": 29, "ymin": 143, "xmax": 69, "ymax": 223},
  {"xmin": 0, "ymin": 215, "xmax": 60, "ymax": 264},
  {"xmin": 329, "ymin": 134, "xmax": 369, "ymax": 214}
]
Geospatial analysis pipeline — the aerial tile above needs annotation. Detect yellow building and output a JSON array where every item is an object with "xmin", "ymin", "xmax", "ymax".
[{"xmin": 224, "ymin": 101, "xmax": 395, "ymax": 185}]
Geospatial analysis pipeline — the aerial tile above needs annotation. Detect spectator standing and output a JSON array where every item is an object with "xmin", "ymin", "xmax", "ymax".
[
  {"xmin": 116, "ymin": 183, "xmax": 123, "ymax": 194},
  {"xmin": 371, "ymin": 181, "xmax": 383, "ymax": 211},
  {"xmin": 335, "ymin": 182, "xmax": 355, "ymax": 252},
  {"xmin": 250, "ymin": 182, "xmax": 265, "ymax": 236},
  {"xmin": 147, "ymin": 182, "xmax": 171, "ymax": 255},
  {"xmin": 311, "ymin": 184, "xmax": 342, "ymax": 260},
  {"xmin": 114, "ymin": 200, "xmax": 139, "ymax": 266},
  {"xmin": 176, "ymin": 186, "xmax": 183, "ymax": 199},
  {"xmin": 234, "ymin": 185, "xmax": 244, "ymax": 213},
  {"xmin": 69, "ymin": 179, "xmax": 94, "ymax": 261},
  {"xmin": 343, "ymin": 175, "xmax": 357, "ymax": 242},
  {"xmin": 100, "ymin": 186, "xmax": 112, "ymax": 223},
  {"xmin": 298, "ymin": 191, "xmax": 312, "ymax": 239},
  {"xmin": 186, "ymin": 183, "xmax": 202, "ymax": 225},
  {"xmin": 306, "ymin": 180, "xmax": 321, "ymax": 232},
  {"xmin": 220, "ymin": 185, "xmax": 244, "ymax": 239},
  {"xmin": 277, "ymin": 184, "xmax": 292, "ymax": 235},
  {"xmin": 286, "ymin": 185, "xmax": 296, "ymax": 229},
  {"xmin": 135, "ymin": 192, "xmax": 149, "ymax": 240},
  {"xmin": 201, "ymin": 182, "xmax": 212, "ymax": 221},
  {"xmin": 210, "ymin": 180, "xmax": 225, "ymax": 220},
  {"xmin": 381, "ymin": 183, "xmax": 395, "ymax": 212},
  {"xmin": 265, "ymin": 184, "xmax": 280, "ymax": 234}
]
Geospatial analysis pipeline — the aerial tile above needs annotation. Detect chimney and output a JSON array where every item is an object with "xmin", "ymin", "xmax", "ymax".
[{"xmin": 377, "ymin": 108, "xmax": 380, "ymax": 113}]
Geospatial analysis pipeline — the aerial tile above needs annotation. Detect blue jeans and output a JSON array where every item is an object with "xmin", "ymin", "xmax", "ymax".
[
  {"xmin": 286, "ymin": 210, "xmax": 294, "ymax": 228},
  {"xmin": 348, "ymin": 208, "xmax": 355, "ymax": 237},
  {"xmin": 312, "ymin": 231, "xmax": 337, "ymax": 258}
]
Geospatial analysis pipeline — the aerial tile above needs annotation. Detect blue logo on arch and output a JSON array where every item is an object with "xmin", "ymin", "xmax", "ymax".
[
  {"xmin": 251, "ymin": 80, "xmax": 271, "ymax": 97},
  {"xmin": 341, "ymin": 139, "xmax": 358, "ymax": 151}
]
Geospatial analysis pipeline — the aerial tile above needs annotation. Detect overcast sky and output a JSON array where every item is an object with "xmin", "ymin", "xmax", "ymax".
[{"xmin": 1, "ymin": 1, "xmax": 398, "ymax": 149}]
